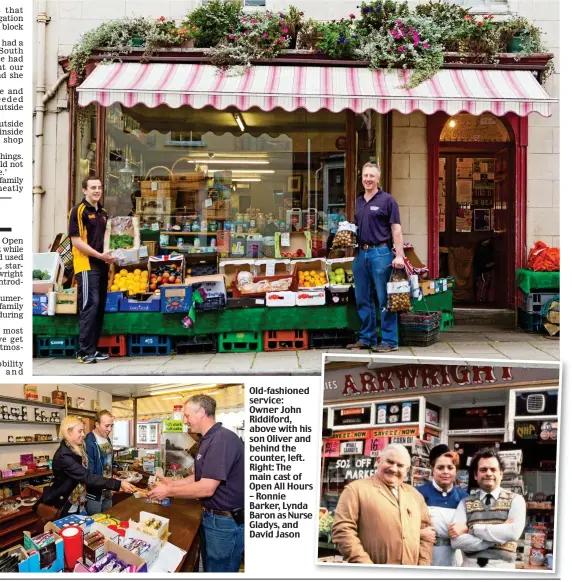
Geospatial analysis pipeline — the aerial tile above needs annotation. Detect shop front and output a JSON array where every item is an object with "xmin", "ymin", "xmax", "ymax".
[
  {"xmin": 32, "ymin": 61, "xmax": 556, "ymax": 351},
  {"xmin": 319, "ymin": 361, "xmax": 559, "ymax": 570}
]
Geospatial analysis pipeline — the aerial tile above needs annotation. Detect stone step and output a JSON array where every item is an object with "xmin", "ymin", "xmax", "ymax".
[{"xmin": 453, "ymin": 308, "xmax": 516, "ymax": 329}]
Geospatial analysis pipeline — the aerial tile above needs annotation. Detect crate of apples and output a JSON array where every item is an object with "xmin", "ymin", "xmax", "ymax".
[
  {"xmin": 298, "ymin": 269, "xmax": 327, "ymax": 289},
  {"xmin": 149, "ymin": 263, "xmax": 183, "ymax": 292}
]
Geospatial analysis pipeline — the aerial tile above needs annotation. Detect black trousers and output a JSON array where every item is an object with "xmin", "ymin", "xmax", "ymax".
[{"xmin": 77, "ymin": 266, "xmax": 108, "ymax": 356}]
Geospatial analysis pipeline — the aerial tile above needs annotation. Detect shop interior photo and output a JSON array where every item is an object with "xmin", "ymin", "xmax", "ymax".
[
  {"xmin": 318, "ymin": 356, "xmax": 559, "ymax": 571},
  {"xmin": 0, "ymin": 383, "xmax": 244, "ymax": 573}
]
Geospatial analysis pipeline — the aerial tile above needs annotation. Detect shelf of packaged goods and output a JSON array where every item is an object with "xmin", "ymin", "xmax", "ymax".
[
  {"xmin": 0, "ymin": 441, "xmax": 59, "ymax": 447},
  {"xmin": 66, "ymin": 407, "xmax": 97, "ymax": 417},
  {"xmin": 0, "ymin": 470, "xmax": 53, "ymax": 486},
  {"xmin": 0, "ymin": 396, "xmax": 65, "ymax": 410},
  {"xmin": 0, "ymin": 420, "xmax": 60, "ymax": 426},
  {"xmin": 161, "ymin": 231, "xmax": 218, "ymax": 236}
]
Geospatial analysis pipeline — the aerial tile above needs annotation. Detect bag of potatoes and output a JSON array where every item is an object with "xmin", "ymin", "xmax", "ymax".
[
  {"xmin": 386, "ymin": 268, "xmax": 412, "ymax": 313},
  {"xmin": 332, "ymin": 221, "xmax": 358, "ymax": 249}
]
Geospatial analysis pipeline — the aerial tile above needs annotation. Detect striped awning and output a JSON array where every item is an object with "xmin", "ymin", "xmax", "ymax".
[{"xmin": 77, "ymin": 63, "xmax": 555, "ymax": 117}]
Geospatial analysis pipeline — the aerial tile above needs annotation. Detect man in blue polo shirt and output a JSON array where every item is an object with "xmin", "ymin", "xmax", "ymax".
[
  {"xmin": 148, "ymin": 394, "xmax": 244, "ymax": 573},
  {"xmin": 347, "ymin": 162, "xmax": 405, "ymax": 352}
]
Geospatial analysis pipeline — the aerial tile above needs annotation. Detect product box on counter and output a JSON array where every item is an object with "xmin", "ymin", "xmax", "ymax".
[
  {"xmin": 160, "ymin": 285, "xmax": 192, "ymax": 313},
  {"xmin": 275, "ymin": 231, "xmax": 312, "ymax": 259},
  {"xmin": 266, "ymin": 291, "xmax": 296, "ymax": 307},
  {"xmin": 119, "ymin": 294, "xmax": 161, "ymax": 312},
  {"xmin": 21, "ymin": 524, "xmax": 64, "ymax": 573},
  {"xmin": 32, "ymin": 294, "xmax": 49, "ymax": 316},
  {"xmin": 226, "ymin": 296, "xmax": 265, "ymax": 309},
  {"xmin": 296, "ymin": 290, "xmax": 326, "ymax": 307},
  {"xmin": 254, "ymin": 259, "xmax": 291, "ymax": 277},
  {"xmin": 105, "ymin": 291, "xmax": 123, "ymax": 313},
  {"xmin": 0, "ymin": 544, "xmax": 29, "ymax": 573},
  {"xmin": 73, "ymin": 539, "xmax": 147, "ymax": 573},
  {"xmin": 118, "ymin": 527, "xmax": 161, "ymax": 568},
  {"xmin": 291, "ymin": 258, "xmax": 328, "ymax": 291},
  {"xmin": 326, "ymin": 257, "xmax": 355, "ymax": 293},
  {"xmin": 129, "ymin": 512, "xmax": 170, "ymax": 546},
  {"xmin": 219, "ymin": 260, "xmax": 255, "ymax": 291}
]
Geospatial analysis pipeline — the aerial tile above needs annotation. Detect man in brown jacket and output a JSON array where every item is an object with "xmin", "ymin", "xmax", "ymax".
[{"xmin": 332, "ymin": 444, "xmax": 433, "ymax": 565}]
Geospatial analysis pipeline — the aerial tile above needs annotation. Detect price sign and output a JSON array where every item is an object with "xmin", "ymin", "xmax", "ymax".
[
  {"xmin": 162, "ymin": 420, "xmax": 185, "ymax": 433},
  {"xmin": 281, "ymin": 232, "xmax": 290, "ymax": 247},
  {"xmin": 265, "ymin": 262, "xmax": 275, "ymax": 276}
]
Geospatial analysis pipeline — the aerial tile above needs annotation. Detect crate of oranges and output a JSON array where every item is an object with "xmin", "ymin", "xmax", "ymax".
[
  {"xmin": 108, "ymin": 263, "xmax": 149, "ymax": 296},
  {"xmin": 292, "ymin": 259, "xmax": 328, "ymax": 291}
]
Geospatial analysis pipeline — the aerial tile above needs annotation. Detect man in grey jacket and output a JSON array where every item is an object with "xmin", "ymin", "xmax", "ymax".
[{"xmin": 84, "ymin": 410, "xmax": 115, "ymax": 515}]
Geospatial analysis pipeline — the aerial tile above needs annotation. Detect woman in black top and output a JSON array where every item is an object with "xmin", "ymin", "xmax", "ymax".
[{"xmin": 38, "ymin": 416, "xmax": 135, "ymax": 516}]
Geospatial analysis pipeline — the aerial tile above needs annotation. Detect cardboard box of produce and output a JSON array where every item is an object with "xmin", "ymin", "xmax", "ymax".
[
  {"xmin": 55, "ymin": 288, "xmax": 78, "ymax": 314},
  {"xmin": 326, "ymin": 258, "xmax": 355, "ymax": 292},
  {"xmin": 291, "ymin": 259, "xmax": 327, "ymax": 291},
  {"xmin": 274, "ymin": 231, "xmax": 311, "ymax": 259},
  {"xmin": 219, "ymin": 260, "xmax": 255, "ymax": 290}
]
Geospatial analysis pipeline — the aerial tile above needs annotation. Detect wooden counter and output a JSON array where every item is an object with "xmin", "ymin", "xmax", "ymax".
[{"xmin": 107, "ymin": 496, "xmax": 202, "ymax": 573}]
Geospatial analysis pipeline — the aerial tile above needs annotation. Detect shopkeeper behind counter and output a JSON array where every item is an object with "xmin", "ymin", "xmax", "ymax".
[{"xmin": 148, "ymin": 395, "xmax": 244, "ymax": 573}]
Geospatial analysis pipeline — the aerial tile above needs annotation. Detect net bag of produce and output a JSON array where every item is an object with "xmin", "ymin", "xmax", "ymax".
[
  {"xmin": 386, "ymin": 268, "xmax": 412, "ymax": 313},
  {"xmin": 104, "ymin": 216, "xmax": 141, "ymax": 266},
  {"xmin": 331, "ymin": 222, "xmax": 357, "ymax": 249}
]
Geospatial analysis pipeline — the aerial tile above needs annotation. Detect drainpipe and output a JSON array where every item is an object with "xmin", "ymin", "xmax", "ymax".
[{"xmin": 34, "ymin": 2, "xmax": 68, "ymax": 252}]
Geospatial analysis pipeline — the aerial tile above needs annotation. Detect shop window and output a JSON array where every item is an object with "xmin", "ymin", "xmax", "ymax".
[
  {"xmin": 451, "ymin": 0, "xmax": 509, "ymax": 14},
  {"xmin": 74, "ymin": 102, "xmax": 97, "ymax": 203},
  {"xmin": 356, "ymin": 111, "xmax": 387, "ymax": 191},
  {"xmin": 102, "ymin": 103, "xmax": 347, "ymax": 257},
  {"xmin": 449, "ymin": 405, "xmax": 505, "ymax": 430},
  {"xmin": 244, "ymin": 0, "xmax": 266, "ymax": 6},
  {"xmin": 440, "ymin": 113, "xmax": 510, "ymax": 143}
]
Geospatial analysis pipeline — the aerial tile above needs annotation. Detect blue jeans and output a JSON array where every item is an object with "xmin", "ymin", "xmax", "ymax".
[
  {"xmin": 200, "ymin": 511, "xmax": 244, "ymax": 572},
  {"xmin": 353, "ymin": 246, "xmax": 398, "ymax": 347},
  {"xmin": 86, "ymin": 495, "xmax": 113, "ymax": 516}
]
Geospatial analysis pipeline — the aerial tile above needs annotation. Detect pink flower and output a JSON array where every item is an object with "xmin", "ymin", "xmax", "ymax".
[
  {"xmin": 279, "ymin": 36, "xmax": 285, "ymax": 41},
  {"xmin": 273, "ymin": 40, "xmax": 278, "ymax": 45},
  {"xmin": 398, "ymin": 46, "xmax": 404, "ymax": 52},
  {"xmin": 423, "ymin": 41, "xmax": 429, "ymax": 49},
  {"xmin": 349, "ymin": 13, "xmax": 356, "ymax": 19},
  {"xmin": 283, "ymin": 27, "xmax": 288, "ymax": 33},
  {"xmin": 229, "ymin": 34, "xmax": 235, "ymax": 40},
  {"xmin": 157, "ymin": 16, "xmax": 165, "ymax": 22},
  {"xmin": 263, "ymin": 32, "xmax": 268, "ymax": 38}
]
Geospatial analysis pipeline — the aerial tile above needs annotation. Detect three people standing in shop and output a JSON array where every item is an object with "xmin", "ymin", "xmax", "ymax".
[
  {"xmin": 348, "ymin": 162, "xmax": 405, "ymax": 352},
  {"xmin": 332, "ymin": 444, "xmax": 526, "ymax": 569},
  {"xmin": 68, "ymin": 176, "xmax": 115, "ymax": 364},
  {"xmin": 148, "ymin": 394, "xmax": 244, "ymax": 573}
]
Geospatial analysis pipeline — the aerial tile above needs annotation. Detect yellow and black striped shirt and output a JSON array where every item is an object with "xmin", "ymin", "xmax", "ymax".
[{"xmin": 68, "ymin": 199, "xmax": 108, "ymax": 274}]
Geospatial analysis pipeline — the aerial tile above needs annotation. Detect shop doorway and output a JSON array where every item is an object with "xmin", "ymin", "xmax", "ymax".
[
  {"xmin": 428, "ymin": 113, "xmax": 522, "ymax": 309},
  {"xmin": 448, "ymin": 435, "xmax": 503, "ymax": 488},
  {"xmin": 438, "ymin": 115, "xmax": 514, "ymax": 308}
]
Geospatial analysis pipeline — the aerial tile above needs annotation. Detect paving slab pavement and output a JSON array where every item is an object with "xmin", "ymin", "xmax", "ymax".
[{"xmin": 33, "ymin": 326, "xmax": 559, "ymax": 376}]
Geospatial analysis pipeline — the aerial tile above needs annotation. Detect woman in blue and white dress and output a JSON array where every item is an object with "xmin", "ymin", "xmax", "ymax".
[{"xmin": 417, "ymin": 445, "xmax": 468, "ymax": 567}]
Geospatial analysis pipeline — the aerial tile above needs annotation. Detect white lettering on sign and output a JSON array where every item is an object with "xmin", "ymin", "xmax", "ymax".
[{"xmin": 342, "ymin": 365, "xmax": 514, "ymax": 396}]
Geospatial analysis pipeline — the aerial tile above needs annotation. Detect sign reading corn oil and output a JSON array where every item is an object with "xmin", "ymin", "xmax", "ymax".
[{"xmin": 323, "ymin": 365, "xmax": 559, "ymax": 401}]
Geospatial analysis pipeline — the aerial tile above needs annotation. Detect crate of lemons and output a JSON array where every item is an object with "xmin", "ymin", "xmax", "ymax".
[
  {"xmin": 297, "ymin": 269, "xmax": 327, "ymax": 289},
  {"xmin": 110, "ymin": 268, "xmax": 150, "ymax": 295}
]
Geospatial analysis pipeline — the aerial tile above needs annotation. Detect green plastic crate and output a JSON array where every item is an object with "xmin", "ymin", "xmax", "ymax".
[
  {"xmin": 440, "ymin": 311, "xmax": 454, "ymax": 331},
  {"xmin": 412, "ymin": 290, "xmax": 453, "ymax": 313},
  {"xmin": 218, "ymin": 331, "xmax": 263, "ymax": 353}
]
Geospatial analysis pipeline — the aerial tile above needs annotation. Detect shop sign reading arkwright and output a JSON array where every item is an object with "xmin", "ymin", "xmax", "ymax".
[{"xmin": 323, "ymin": 364, "xmax": 559, "ymax": 402}]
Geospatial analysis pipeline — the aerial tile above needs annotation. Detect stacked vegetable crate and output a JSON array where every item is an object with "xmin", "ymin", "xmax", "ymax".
[{"xmin": 517, "ymin": 290, "xmax": 558, "ymax": 333}]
